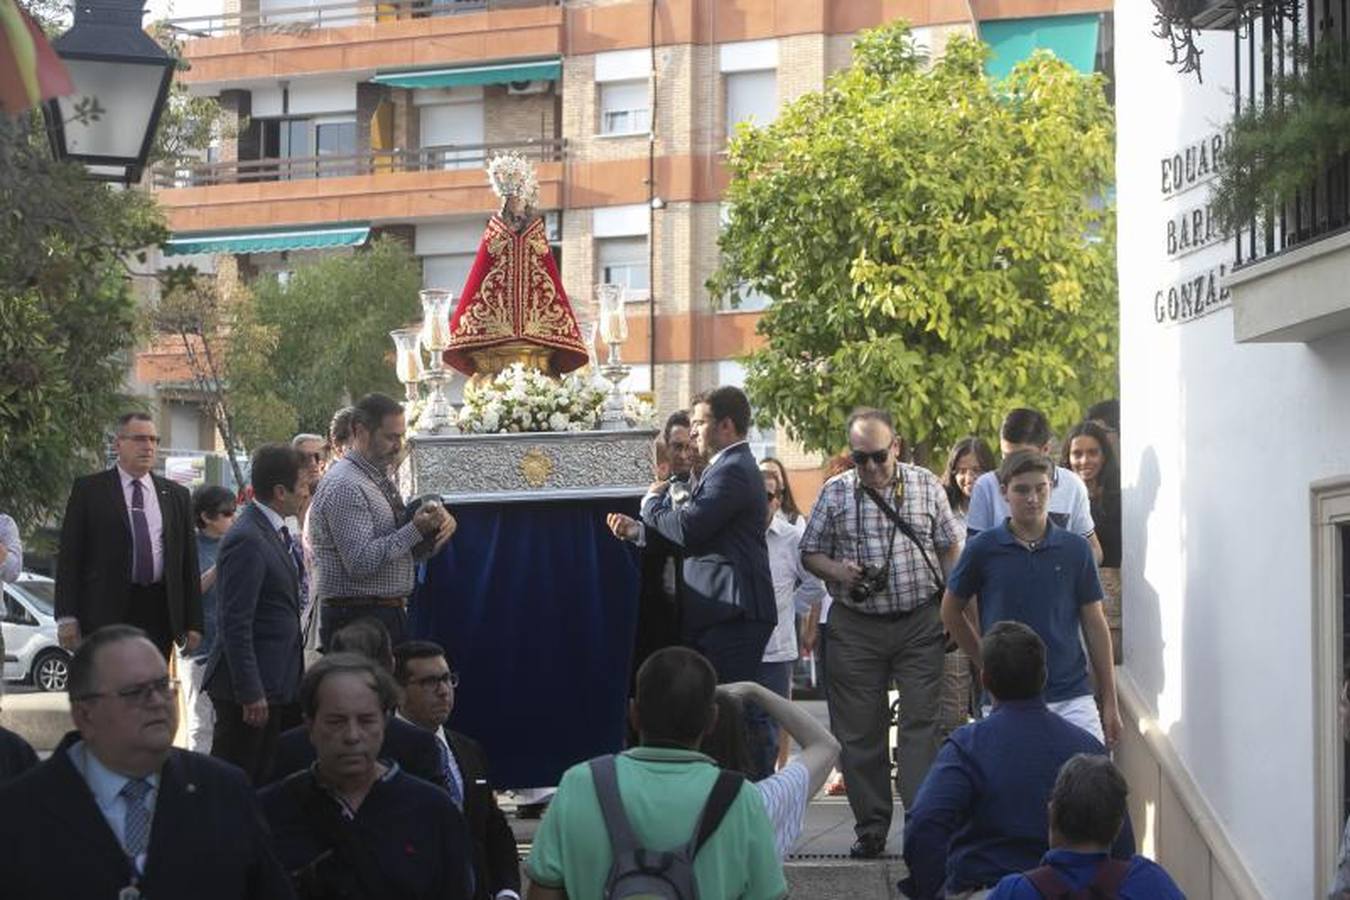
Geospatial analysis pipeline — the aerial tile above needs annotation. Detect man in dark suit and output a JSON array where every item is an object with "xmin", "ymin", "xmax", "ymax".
[
  {"xmin": 641, "ymin": 386, "xmax": 776, "ymax": 684},
  {"xmin": 394, "ymin": 640, "xmax": 521, "ymax": 900},
  {"xmin": 266, "ymin": 618, "xmax": 450, "ymax": 790},
  {"xmin": 56, "ymin": 412, "xmax": 202, "ymax": 658},
  {"xmin": 0, "ymin": 625, "xmax": 293, "ymax": 900},
  {"xmin": 606, "ymin": 410, "xmax": 698, "ymax": 696},
  {"xmin": 204, "ymin": 443, "xmax": 309, "ymax": 784}
]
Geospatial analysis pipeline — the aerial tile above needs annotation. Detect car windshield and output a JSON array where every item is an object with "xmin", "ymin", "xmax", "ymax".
[{"xmin": 13, "ymin": 581, "xmax": 54, "ymax": 616}]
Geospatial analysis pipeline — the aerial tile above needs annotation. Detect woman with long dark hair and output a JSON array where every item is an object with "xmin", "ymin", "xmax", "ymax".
[
  {"xmin": 941, "ymin": 436, "xmax": 996, "ymax": 531},
  {"xmin": 759, "ymin": 456, "xmax": 801, "ymax": 524},
  {"xmin": 1062, "ymin": 421, "xmax": 1123, "ymax": 661},
  {"xmin": 937, "ymin": 437, "xmax": 995, "ymax": 736}
]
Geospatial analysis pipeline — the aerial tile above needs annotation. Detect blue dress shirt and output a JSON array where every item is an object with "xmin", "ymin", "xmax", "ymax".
[{"xmin": 899, "ymin": 698, "xmax": 1134, "ymax": 898}]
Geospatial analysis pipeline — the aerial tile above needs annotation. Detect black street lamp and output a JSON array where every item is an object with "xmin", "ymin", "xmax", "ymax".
[{"xmin": 43, "ymin": 0, "xmax": 174, "ymax": 185}]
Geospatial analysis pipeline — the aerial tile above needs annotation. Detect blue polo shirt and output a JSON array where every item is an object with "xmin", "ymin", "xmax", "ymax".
[
  {"xmin": 987, "ymin": 849, "xmax": 1184, "ymax": 899},
  {"xmin": 947, "ymin": 520, "xmax": 1102, "ymax": 703}
]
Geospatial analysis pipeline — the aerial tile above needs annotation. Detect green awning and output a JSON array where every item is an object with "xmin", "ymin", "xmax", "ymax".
[
  {"xmin": 372, "ymin": 59, "xmax": 561, "ymax": 90},
  {"xmin": 162, "ymin": 225, "xmax": 370, "ymax": 256},
  {"xmin": 981, "ymin": 14, "xmax": 1102, "ymax": 80}
]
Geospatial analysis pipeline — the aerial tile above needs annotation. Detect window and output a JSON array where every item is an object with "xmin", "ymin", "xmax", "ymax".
[
  {"xmin": 1314, "ymin": 478, "xmax": 1350, "ymax": 896},
  {"xmin": 316, "ymin": 119, "xmax": 357, "ymax": 176},
  {"xmin": 715, "ymin": 360, "xmax": 776, "ymax": 460},
  {"xmin": 2, "ymin": 589, "xmax": 37, "ymax": 627},
  {"xmin": 724, "ymin": 69, "xmax": 778, "ymax": 139},
  {"xmin": 599, "ymin": 80, "xmax": 650, "ymax": 136},
  {"xmin": 596, "ymin": 237, "xmax": 649, "ymax": 298},
  {"xmin": 422, "ymin": 253, "xmax": 476, "ymax": 295},
  {"xmin": 419, "ymin": 100, "xmax": 485, "ymax": 170}
]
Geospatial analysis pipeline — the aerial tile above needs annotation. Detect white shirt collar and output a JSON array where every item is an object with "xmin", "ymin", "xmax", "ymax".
[
  {"xmin": 766, "ymin": 511, "xmax": 795, "ymax": 537},
  {"xmin": 70, "ymin": 740, "xmax": 160, "ymax": 808},
  {"xmin": 707, "ymin": 439, "xmax": 749, "ymax": 469},
  {"xmin": 254, "ymin": 500, "xmax": 287, "ymax": 533},
  {"xmin": 116, "ymin": 465, "xmax": 152, "ymax": 489}
]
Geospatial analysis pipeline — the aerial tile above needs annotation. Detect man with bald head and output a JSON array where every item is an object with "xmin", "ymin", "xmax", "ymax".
[
  {"xmin": 0, "ymin": 625, "xmax": 293, "ymax": 899},
  {"xmin": 801, "ymin": 408, "xmax": 963, "ymax": 859}
]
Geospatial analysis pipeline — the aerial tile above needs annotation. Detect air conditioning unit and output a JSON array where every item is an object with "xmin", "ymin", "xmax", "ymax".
[{"xmin": 507, "ymin": 80, "xmax": 551, "ymax": 96}]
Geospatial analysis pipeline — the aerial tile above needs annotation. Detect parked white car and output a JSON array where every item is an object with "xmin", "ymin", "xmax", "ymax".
[{"xmin": 2, "ymin": 573, "xmax": 69, "ymax": 692}]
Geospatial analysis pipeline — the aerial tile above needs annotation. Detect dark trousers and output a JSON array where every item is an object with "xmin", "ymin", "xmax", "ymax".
[
  {"xmin": 825, "ymin": 602, "xmax": 944, "ymax": 840},
  {"xmin": 745, "ymin": 659, "xmax": 793, "ymax": 780},
  {"xmin": 125, "ymin": 583, "xmax": 173, "ymax": 659},
  {"xmin": 689, "ymin": 619, "xmax": 775, "ymax": 684},
  {"xmin": 210, "ymin": 697, "xmax": 301, "ymax": 785},
  {"xmin": 318, "ymin": 602, "xmax": 407, "ymax": 653}
]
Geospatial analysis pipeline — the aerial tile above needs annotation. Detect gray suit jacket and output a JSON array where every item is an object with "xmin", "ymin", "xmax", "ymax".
[{"xmin": 204, "ymin": 502, "xmax": 304, "ymax": 705}]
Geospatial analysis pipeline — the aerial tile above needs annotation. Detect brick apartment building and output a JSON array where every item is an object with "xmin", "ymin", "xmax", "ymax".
[{"xmin": 141, "ymin": 0, "xmax": 1112, "ymax": 499}]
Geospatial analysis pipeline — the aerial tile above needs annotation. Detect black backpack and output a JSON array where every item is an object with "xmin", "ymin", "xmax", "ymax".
[
  {"xmin": 589, "ymin": 754, "xmax": 744, "ymax": 900},
  {"xmin": 1025, "ymin": 858, "xmax": 1131, "ymax": 899}
]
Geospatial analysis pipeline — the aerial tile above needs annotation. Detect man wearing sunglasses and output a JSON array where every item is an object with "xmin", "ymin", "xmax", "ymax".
[
  {"xmin": 395, "ymin": 640, "xmax": 520, "ymax": 900},
  {"xmin": 800, "ymin": 408, "xmax": 963, "ymax": 859},
  {"xmin": 0, "ymin": 625, "xmax": 293, "ymax": 899}
]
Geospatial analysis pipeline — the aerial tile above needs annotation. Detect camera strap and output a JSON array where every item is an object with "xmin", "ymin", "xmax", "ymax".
[{"xmin": 860, "ymin": 483, "xmax": 946, "ymax": 591}]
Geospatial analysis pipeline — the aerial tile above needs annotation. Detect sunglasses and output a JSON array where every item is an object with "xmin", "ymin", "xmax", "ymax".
[
  {"xmin": 303, "ymin": 452, "xmax": 324, "ymax": 464},
  {"xmin": 765, "ymin": 491, "xmax": 780, "ymax": 502},
  {"xmin": 850, "ymin": 448, "xmax": 889, "ymax": 466}
]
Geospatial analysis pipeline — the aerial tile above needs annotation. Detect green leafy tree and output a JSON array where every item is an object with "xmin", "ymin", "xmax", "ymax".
[
  {"xmin": 709, "ymin": 23, "xmax": 1118, "ymax": 462},
  {"xmin": 228, "ymin": 236, "xmax": 421, "ymax": 443},
  {"xmin": 0, "ymin": 115, "xmax": 166, "ymax": 531}
]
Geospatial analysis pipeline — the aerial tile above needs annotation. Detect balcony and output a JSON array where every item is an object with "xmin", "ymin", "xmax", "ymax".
[
  {"xmin": 166, "ymin": 0, "xmax": 562, "ymax": 85},
  {"xmin": 153, "ymin": 138, "xmax": 564, "ymax": 232},
  {"xmin": 1218, "ymin": 0, "xmax": 1350, "ymax": 343}
]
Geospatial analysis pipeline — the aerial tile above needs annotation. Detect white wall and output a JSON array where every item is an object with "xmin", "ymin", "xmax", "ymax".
[{"xmin": 1117, "ymin": 6, "xmax": 1350, "ymax": 896}]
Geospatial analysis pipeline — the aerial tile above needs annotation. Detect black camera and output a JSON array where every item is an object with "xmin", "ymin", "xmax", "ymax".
[{"xmin": 849, "ymin": 564, "xmax": 889, "ymax": 604}]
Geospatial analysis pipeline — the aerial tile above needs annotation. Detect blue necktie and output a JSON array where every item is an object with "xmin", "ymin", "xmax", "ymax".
[
  {"xmin": 130, "ymin": 480, "xmax": 154, "ymax": 586},
  {"xmin": 280, "ymin": 525, "xmax": 307, "ymax": 592},
  {"xmin": 121, "ymin": 777, "xmax": 153, "ymax": 860},
  {"xmin": 439, "ymin": 740, "xmax": 463, "ymax": 810}
]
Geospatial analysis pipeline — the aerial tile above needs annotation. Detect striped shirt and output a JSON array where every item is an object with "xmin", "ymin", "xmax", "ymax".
[
  {"xmin": 755, "ymin": 760, "xmax": 811, "ymax": 860},
  {"xmin": 308, "ymin": 454, "xmax": 423, "ymax": 600},
  {"xmin": 800, "ymin": 465, "xmax": 961, "ymax": 616}
]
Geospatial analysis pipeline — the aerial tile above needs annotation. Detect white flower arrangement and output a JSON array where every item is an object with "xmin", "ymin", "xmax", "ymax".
[
  {"xmin": 458, "ymin": 363, "xmax": 608, "ymax": 434},
  {"xmin": 486, "ymin": 152, "xmax": 540, "ymax": 208},
  {"xmin": 624, "ymin": 394, "xmax": 657, "ymax": 428}
]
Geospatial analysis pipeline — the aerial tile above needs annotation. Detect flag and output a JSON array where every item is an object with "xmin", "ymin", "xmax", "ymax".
[{"xmin": 0, "ymin": 0, "xmax": 72, "ymax": 116}]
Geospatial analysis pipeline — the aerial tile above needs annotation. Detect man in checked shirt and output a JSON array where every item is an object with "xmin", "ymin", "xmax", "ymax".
[
  {"xmin": 309, "ymin": 393, "xmax": 455, "ymax": 651},
  {"xmin": 800, "ymin": 407, "xmax": 963, "ymax": 860}
]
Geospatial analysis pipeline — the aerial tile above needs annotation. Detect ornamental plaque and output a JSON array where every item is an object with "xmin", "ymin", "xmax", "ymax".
[{"xmin": 402, "ymin": 428, "xmax": 658, "ymax": 504}]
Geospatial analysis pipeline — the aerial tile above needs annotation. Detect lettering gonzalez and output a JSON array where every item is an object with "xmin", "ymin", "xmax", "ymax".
[{"xmin": 1153, "ymin": 263, "xmax": 1232, "ymax": 325}]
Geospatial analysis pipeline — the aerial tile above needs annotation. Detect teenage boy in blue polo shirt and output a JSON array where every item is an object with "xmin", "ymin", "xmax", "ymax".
[{"xmin": 940, "ymin": 450, "xmax": 1120, "ymax": 746}]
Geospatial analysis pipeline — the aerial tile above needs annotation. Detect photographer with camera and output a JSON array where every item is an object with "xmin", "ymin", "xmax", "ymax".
[{"xmin": 800, "ymin": 408, "xmax": 963, "ymax": 859}]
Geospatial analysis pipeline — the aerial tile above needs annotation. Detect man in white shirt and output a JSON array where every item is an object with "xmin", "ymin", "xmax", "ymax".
[
  {"xmin": 750, "ymin": 463, "xmax": 826, "ymax": 779},
  {"xmin": 394, "ymin": 640, "xmax": 521, "ymax": 900},
  {"xmin": 964, "ymin": 408, "xmax": 1103, "ymax": 565}
]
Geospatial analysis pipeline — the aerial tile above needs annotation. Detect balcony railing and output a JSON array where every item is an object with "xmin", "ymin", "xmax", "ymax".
[
  {"xmin": 151, "ymin": 138, "xmax": 565, "ymax": 189},
  {"xmin": 1231, "ymin": 0, "xmax": 1350, "ymax": 269},
  {"xmin": 162, "ymin": 0, "xmax": 557, "ymax": 40}
]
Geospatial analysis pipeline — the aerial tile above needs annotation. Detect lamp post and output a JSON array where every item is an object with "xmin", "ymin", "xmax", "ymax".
[{"xmin": 43, "ymin": 0, "xmax": 174, "ymax": 185}]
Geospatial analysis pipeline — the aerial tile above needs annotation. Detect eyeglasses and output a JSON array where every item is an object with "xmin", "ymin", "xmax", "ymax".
[
  {"xmin": 765, "ymin": 491, "xmax": 780, "ymax": 502},
  {"xmin": 409, "ymin": 672, "xmax": 459, "ymax": 690},
  {"xmin": 303, "ymin": 452, "xmax": 324, "ymax": 464},
  {"xmin": 75, "ymin": 676, "xmax": 179, "ymax": 706},
  {"xmin": 850, "ymin": 448, "xmax": 889, "ymax": 466}
]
